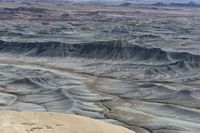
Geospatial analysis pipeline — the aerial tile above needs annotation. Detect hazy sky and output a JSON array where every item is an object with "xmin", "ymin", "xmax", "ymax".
[
  {"xmin": 71, "ymin": 0, "xmax": 200, "ymax": 4},
  {"xmin": 133, "ymin": 0, "xmax": 200, "ymax": 4}
]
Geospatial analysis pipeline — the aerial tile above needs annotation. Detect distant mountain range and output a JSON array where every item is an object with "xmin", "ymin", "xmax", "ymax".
[
  {"xmin": 151, "ymin": 1, "xmax": 200, "ymax": 7},
  {"xmin": 1, "ymin": 0, "xmax": 200, "ymax": 8},
  {"xmin": 119, "ymin": 1, "xmax": 200, "ymax": 7}
]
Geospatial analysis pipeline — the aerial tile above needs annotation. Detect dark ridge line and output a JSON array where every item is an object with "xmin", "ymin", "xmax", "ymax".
[{"xmin": 0, "ymin": 40, "xmax": 200, "ymax": 63}]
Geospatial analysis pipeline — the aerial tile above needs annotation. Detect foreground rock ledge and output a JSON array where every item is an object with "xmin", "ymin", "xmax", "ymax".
[{"xmin": 0, "ymin": 110, "xmax": 135, "ymax": 133}]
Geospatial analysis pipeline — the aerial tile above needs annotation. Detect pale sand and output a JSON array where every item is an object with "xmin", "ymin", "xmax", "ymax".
[{"xmin": 0, "ymin": 110, "xmax": 135, "ymax": 133}]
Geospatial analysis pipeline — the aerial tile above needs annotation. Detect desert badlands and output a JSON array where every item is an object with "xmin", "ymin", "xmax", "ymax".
[{"xmin": 0, "ymin": 1, "xmax": 199, "ymax": 133}]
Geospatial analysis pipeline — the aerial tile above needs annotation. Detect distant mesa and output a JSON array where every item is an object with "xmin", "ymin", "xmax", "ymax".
[
  {"xmin": 151, "ymin": 2, "xmax": 167, "ymax": 7},
  {"xmin": 20, "ymin": 2, "xmax": 32, "ymax": 6},
  {"xmin": 119, "ymin": 2, "xmax": 133, "ymax": 7},
  {"xmin": 60, "ymin": 13, "xmax": 70, "ymax": 18}
]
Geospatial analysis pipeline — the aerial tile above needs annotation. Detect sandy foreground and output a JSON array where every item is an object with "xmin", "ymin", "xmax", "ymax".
[{"xmin": 0, "ymin": 110, "xmax": 135, "ymax": 133}]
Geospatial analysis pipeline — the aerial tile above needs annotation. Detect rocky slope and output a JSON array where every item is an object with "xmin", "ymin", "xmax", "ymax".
[{"xmin": 0, "ymin": 110, "xmax": 135, "ymax": 133}]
